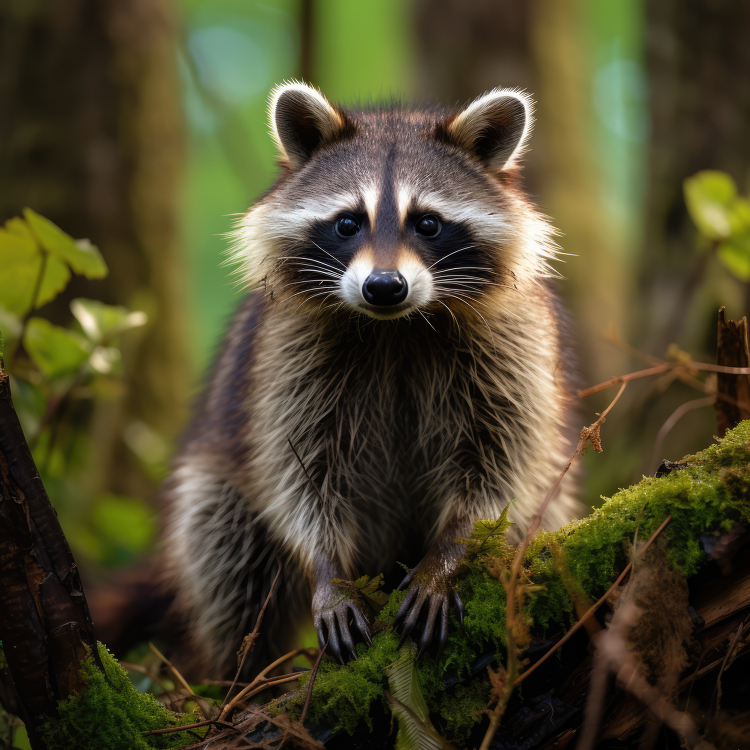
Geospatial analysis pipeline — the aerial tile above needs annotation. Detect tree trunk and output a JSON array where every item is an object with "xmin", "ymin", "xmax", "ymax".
[
  {"xmin": 0, "ymin": 0, "xmax": 188, "ymax": 501},
  {"xmin": 639, "ymin": 0, "xmax": 750, "ymax": 357},
  {"xmin": 0, "ymin": 365, "xmax": 100, "ymax": 750}
]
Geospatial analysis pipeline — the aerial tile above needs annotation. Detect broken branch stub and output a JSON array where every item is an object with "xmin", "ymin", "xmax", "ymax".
[{"xmin": 715, "ymin": 307, "xmax": 750, "ymax": 437}]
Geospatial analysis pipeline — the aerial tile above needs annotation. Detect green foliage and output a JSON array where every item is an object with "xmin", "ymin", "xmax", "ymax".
[
  {"xmin": 71, "ymin": 298, "xmax": 147, "ymax": 345},
  {"xmin": 0, "ymin": 210, "xmax": 107, "ymax": 329},
  {"xmin": 0, "ymin": 210, "xmax": 152, "ymax": 570},
  {"xmin": 0, "ymin": 209, "xmax": 145, "ymax": 404},
  {"xmin": 23, "ymin": 209, "xmax": 108, "ymax": 280},
  {"xmin": 0, "ymin": 217, "xmax": 69, "ymax": 319},
  {"xmin": 386, "ymin": 644, "xmax": 453, "ymax": 750},
  {"xmin": 456, "ymin": 505, "xmax": 512, "ymax": 560},
  {"xmin": 684, "ymin": 170, "xmax": 750, "ymax": 281},
  {"xmin": 40, "ymin": 644, "xmax": 202, "ymax": 750}
]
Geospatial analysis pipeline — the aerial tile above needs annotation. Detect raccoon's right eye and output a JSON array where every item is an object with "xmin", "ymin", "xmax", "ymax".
[{"xmin": 335, "ymin": 214, "xmax": 360, "ymax": 238}]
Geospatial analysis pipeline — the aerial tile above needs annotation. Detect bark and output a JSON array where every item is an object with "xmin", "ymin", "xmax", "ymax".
[
  {"xmin": 715, "ymin": 308, "xmax": 750, "ymax": 438},
  {"xmin": 0, "ymin": 0, "xmax": 188, "ymax": 501},
  {"xmin": 0, "ymin": 365, "xmax": 100, "ymax": 750}
]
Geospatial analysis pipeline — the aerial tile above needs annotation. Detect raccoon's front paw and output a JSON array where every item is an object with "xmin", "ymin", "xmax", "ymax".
[
  {"xmin": 393, "ymin": 559, "xmax": 465, "ymax": 659},
  {"xmin": 313, "ymin": 597, "xmax": 373, "ymax": 665}
]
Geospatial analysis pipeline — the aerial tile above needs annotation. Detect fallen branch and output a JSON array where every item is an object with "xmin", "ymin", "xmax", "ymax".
[{"xmin": 147, "ymin": 718, "xmax": 238, "ymax": 736}]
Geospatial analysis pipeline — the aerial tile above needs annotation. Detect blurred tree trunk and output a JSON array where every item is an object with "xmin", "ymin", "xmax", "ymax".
[
  {"xmin": 411, "ymin": 1, "xmax": 540, "ymax": 189},
  {"xmin": 639, "ymin": 0, "xmax": 750, "ymax": 356},
  {"xmin": 411, "ymin": 0, "xmax": 629, "ymax": 387},
  {"xmin": 0, "ymin": 0, "xmax": 188, "ymax": 500},
  {"xmin": 530, "ymin": 0, "xmax": 630, "ymax": 385}
]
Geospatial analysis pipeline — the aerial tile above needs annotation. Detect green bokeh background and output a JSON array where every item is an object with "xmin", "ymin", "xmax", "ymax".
[{"xmin": 180, "ymin": 0, "xmax": 645, "ymax": 371}]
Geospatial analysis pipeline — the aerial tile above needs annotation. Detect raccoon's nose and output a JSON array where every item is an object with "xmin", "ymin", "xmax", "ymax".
[{"xmin": 362, "ymin": 269, "xmax": 408, "ymax": 306}]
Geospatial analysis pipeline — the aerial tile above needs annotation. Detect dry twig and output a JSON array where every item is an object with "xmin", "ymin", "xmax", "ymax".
[
  {"xmin": 300, "ymin": 642, "xmax": 327, "ymax": 725},
  {"xmin": 479, "ymin": 376, "xmax": 658, "ymax": 750},
  {"xmin": 218, "ymin": 566, "xmax": 283, "ymax": 720}
]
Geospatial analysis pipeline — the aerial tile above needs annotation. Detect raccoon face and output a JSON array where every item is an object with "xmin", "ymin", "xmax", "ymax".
[{"xmin": 236, "ymin": 82, "xmax": 554, "ymax": 321}]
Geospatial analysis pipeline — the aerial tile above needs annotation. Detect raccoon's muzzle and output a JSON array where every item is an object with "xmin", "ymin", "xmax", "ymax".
[{"xmin": 362, "ymin": 268, "xmax": 408, "ymax": 306}]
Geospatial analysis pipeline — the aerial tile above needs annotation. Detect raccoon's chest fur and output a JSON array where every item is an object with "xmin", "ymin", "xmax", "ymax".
[{"xmin": 242, "ymin": 292, "xmax": 554, "ymax": 575}]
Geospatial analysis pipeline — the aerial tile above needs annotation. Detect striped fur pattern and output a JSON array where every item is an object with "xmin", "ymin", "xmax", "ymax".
[{"xmin": 163, "ymin": 82, "xmax": 582, "ymax": 677}]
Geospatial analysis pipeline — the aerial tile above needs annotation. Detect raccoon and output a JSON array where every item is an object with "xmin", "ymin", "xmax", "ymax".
[{"xmin": 163, "ymin": 81, "xmax": 581, "ymax": 677}]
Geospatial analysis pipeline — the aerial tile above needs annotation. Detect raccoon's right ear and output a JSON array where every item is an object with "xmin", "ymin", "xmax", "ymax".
[
  {"xmin": 269, "ymin": 81, "xmax": 353, "ymax": 170},
  {"xmin": 439, "ymin": 88, "xmax": 533, "ymax": 173}
]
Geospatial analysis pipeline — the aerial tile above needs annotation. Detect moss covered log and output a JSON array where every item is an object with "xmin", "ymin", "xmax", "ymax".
[{"xmin": 277, "ymin": 421, "xmax": 750, "ymax": 744}]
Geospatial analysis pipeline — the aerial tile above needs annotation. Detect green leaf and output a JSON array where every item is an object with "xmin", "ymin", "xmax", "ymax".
[
  {"xmin": 683, "ymin": 170, "xmax": 737, "ymax": 240},
  {"xmin": 0, "ymin": 217, "xmax": 72, "ymax": 316},
  {"xmin": 23, "ymin": 208, "xmax": 108, "ymax": 279},
  {"xmin": 38, "ymin": 256, "xmax": 73, "ymax": 308},
  {"xmin": 458, "ymin": 506, "xmax": 512, "ymax": 560},
  {"xmin": 24, "ymin": 317, "xmax": 90, "ymax": 379},
  {"xmin": 0, "ymin": 222, "xmax": 43, "ymax": 316},
  {"xmin": 70, "ymin": 298, "xmax": 147, "ymax": 344},
  {"xmin": 353, "ymin": 573, "xmax": 390, "ymax": 613},
  {"xmin": 386, "ymin": 645, "xmax": 455, "ymax": 750},
  {"xmin": 718, "ymin": 236, "xmax": 750, "ymax": 282}
]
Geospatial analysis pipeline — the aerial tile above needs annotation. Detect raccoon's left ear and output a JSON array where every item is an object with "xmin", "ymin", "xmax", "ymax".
[
  {"xmin": 269, "ymin": 81, "xmax": 353, "ymax": 170},
  {"xmin": 439, "ymin": 88, "xmax": 533, "ymax": 173}
]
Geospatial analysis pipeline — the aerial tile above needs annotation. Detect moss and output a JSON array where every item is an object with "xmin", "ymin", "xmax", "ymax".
[
  {"xmin": 528, "ymin": 421, "xmax": 750, "ymax": 618},
  {"xmin": 436, "ymin": 677, "xmax": 490, "ymax": 745},
  {"xmin": 40, "ymin": 644, "xmax": 202, "ymax": 750},
  {"xmin": 442, "ymin": 564, "xmax": 507, "ymax": 677},
  {"xmin": 274, "ymin": 423, "xmax": 750, "ymax": 744},
  {"xmin": 281, "ymin": 630, "xmax": 401, "ymax": 734},
  {"xmin": 527, "ymin": 552, "xmax": 574, "ymax": 631}
]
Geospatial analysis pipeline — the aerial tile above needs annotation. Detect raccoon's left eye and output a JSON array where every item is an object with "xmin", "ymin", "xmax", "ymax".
[
  {"xmin": 415, "ymin": 214, "xmax": 441, "ymax": 238},
  {"xmin": 335, "ymin": 214, "xmax": 360, "ymax": 238}
]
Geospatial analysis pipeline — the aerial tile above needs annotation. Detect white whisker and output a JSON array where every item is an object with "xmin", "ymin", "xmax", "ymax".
[
  {"xmin": 424, "ymin": 246, "xmax": 476, "ymax": 271},
  {"xmin": 311, "ymin": 242, "xmax": 347, "ymax": 270},
  {"xmin": 436, "ymin": 299, "xmax": 460, "ymax": 335},
  {"xmin": 283, "ymin": 285, "xmax": 339, "ymax": 303}
]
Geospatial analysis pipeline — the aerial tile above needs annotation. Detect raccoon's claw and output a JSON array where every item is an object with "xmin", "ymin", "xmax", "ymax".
[
  {"xmin": 314, "ymin": 598, "xmax": 372, "ymax": 664},
  {"xmin": 452, "ymin": 589, "xmax": 465, "ymax": 626},
  {"xmin": 393, "ymin": 569, "xmax": 463, "ymax": 659}
]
